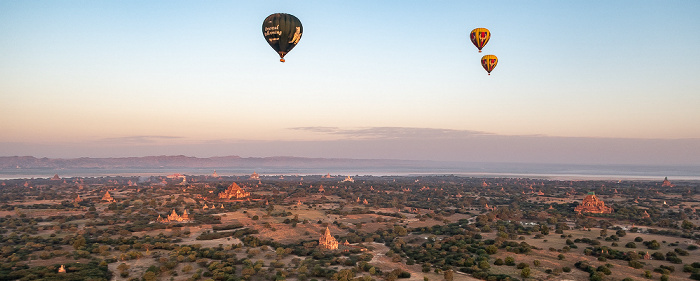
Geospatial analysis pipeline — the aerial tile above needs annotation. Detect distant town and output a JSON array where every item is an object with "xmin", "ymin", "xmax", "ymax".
[{"xmin": 0, "ymin": 172, "xmax": 698, "ymax": 281}]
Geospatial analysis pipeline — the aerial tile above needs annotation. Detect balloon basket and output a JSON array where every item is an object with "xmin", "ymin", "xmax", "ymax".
[{"xmin": 280, "ymin": 58, "xmax": 285, "ymax": 63}]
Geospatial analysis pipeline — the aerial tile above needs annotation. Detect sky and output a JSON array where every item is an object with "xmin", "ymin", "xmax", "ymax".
[{"xmin": 1, "ymin": 1, "xmax": 699, "ymax": 165}]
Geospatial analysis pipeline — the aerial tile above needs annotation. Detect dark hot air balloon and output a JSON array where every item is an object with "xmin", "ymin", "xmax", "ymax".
[
  {"xmin": 262, "ymin": 13, "xmax": 303, "ymax": 62},
  {"xmin": 470, "ymin": 28, "xmax": 490, "ymax": 53},
  {"xmin": 481, "ymin": 55, "xmax": 498, "ymax": 75}
]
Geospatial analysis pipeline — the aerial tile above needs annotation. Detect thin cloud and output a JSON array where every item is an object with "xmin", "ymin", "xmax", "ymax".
[
  {"xmin": 289, "ymin": 127, "xmax": 491, "ymax": 139},
  {"xmin": 98, "ymin": 135, "xmax": 183, "ymax": 144}
]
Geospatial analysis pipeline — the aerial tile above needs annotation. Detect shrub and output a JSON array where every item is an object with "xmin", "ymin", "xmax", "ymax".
[
  {"xmin": 629, "ymin": 260, "xmax": 644, "ymax": 269},
  {"xmin": 520, "ymin": 267, "xmax": 530, "ymax": 278}
]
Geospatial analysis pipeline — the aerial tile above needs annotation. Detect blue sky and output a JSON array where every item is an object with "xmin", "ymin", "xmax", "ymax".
[{"xmin": 1, "ymin": 1, "xmax": 699, "ymax": 164}]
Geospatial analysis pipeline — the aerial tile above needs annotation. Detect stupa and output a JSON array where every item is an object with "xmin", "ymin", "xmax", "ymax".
[
  {"xmin": 574, "ymin": 192, "xmax": 613, "ymax": 214},
  {"xmin": 101, "ymin": 191, "xmax": 115, "ymax": 202}
]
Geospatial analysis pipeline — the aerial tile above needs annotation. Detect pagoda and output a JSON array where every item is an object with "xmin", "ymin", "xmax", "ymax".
[
  {"xmin": 58, "ymin": 265, "xmax": 66, "ymax": 273},
  {"xmin": 218, "ymin": 182, "xmax": 250, "ymax": 199},
  {"xmin": 101, "ymin": 191, "xmax": 115, "ymax": 202},
  {"xmin": 574, "ymin": 192, "xmax": 613, "ymax": 214},
  {"xmin": 319, "ymin": 227, "xmax": 339, "ymax": 250},
  {"xmin": 661, "ymin": 177, "xmax": 675, "ymax": 187},
  {"xmin": 250, "ymin": 172, "xmax": 260, "ymax": 180},
  {"xmin": 51, "ymin": 174, "xmax": 61, "ymax": 181},
  {"xmin": 157, "ymin": 209, "xmax": 191, "ymax": 223}
]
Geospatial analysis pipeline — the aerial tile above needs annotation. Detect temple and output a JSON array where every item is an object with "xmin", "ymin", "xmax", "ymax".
[
  {"xmin": 58, "ymin": 265, "xmax": 66, "ymax": 273},
  {"xmin": 218, "ymin": 182, "xmax": 250, "ymax": 199},
  {"xmin": 101, "ymin": 191, "xmax": 115, "ymax": 202},
  {"xmin": 157, "ymin": 209, "xmax": 191, "ymax": 223},
  {"xmin": 575, "ymin": 192, "xmax": 613, "ymax": 214},
  {"xmin": 250, "ymin": 172, "xmax": 260, "ymax": 180},
  {"xmin": 661, "ymin": 177, "xmax": 675, "ymax": 187},
  {"xmin": 319, "ymin": 227, "xmax": 339, "ymax": 250}
]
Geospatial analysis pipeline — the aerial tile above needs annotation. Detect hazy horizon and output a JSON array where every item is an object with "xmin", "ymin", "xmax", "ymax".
[{"xmin": 2, "ymin": 128, "xmax": 699, "ymax": 166}]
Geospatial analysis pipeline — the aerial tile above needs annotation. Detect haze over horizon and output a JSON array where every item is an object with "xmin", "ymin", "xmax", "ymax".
[{"xmin": 2, "ymin": 1, "xmax": 699, "ymax": 166}]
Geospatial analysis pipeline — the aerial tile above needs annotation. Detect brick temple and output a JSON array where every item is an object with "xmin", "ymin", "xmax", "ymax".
[{"xmin": 575, "ymin": 192, "xmax": 613, "ymax": 214}]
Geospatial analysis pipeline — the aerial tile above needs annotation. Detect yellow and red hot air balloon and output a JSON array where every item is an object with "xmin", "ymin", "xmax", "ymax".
[
  {"xmin": 481, "ymin": 55, "xmax": 498, "ymax": 75},
  {"xmin": 470, "ymin": 28, "xmax": 490, "ymax": 53}
]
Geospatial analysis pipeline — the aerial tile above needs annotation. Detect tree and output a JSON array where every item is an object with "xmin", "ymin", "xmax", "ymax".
[
  {"xmin": 682, "ymin": 220, "xmax": 695, "ymax": 230},
  {"xmin": 143, "ymin": 271, "xmax": 157, "ymax": 281},
  {"xmin": 521, "ymin": 267, "xmax": 531, "ymax": 278},
  {"xmin": 485, "ymin": 245, "xmax": 498, "ymax": 254},
  {"xmin": 72, "ymin": 235, "xmax": 86, "ymax": 250},
  {"xmin": 647, "ymin": 240, "xmax": 661, "ymax": 250},
  {"xmin": 117, "ymin": 263, "xmax": 130, "ymax": 272},
  {"xmin": 443, "ymin": 270, "xmax": 453, "ymax": 281}
]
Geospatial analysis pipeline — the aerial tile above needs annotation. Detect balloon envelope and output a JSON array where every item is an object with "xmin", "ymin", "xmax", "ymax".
[
  {"xmin": 262, "ymin": 13, "xmax": 303, "ymax": 62},
  {"xmin": 481, "ymin": 55, "xmax": 498, "ymax": 75},
  {"xmin": 470, "ymin": 28, "xmax": 490, "ymax": 53}
]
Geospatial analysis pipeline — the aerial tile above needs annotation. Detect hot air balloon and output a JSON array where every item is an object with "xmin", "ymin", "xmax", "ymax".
[
  {"xmin": 470, "ymin": 28, "xmax": 490, "ymax": 53},
  {"xmin": 262, "ymin": 13, "xmax": 303, "ymax": 62},
  {"xmin": 481, "ymin": 55, "xmax": 498, "ymax": 75}
]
